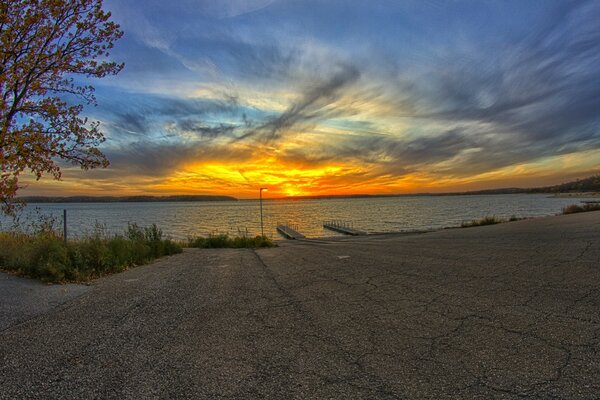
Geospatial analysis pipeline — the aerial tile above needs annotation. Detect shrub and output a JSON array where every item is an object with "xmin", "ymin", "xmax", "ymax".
[
  {"xmin": 187, "ymin": 234, "xmax": 275, "ymax": 248},
  {"xmin": 161, "ymin": 239, "xmax": 183, "ymax": 255},
  {"xmin": 461, "ymin": 216, "xmax": 504, "ymax": 228},
  {"xmin": 125, "ymin": 223, "xmax": 146, "ymax": 242},
  {"xmin": 205, "ymin": 234, "xmax": 230, "ymax": 248},
  {"xmin": 233, "ymin": 235, "xmax": 275, "ymax": 248},
  {"xmin": 0, "ymin": 223, "xmax": 182, "ymax": 283},
  {"xmin": 187, "ymin": 236, "xmax": 207, "ymax": 248},
  {"xmin": 29, "ymin": 234, "xmax": 70, "ymax": 282}
]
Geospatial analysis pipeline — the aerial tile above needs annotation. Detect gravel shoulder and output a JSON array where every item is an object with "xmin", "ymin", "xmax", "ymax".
[{"xmin": 1, "ymin": 211, "xmax": 599, "ymax": 399}]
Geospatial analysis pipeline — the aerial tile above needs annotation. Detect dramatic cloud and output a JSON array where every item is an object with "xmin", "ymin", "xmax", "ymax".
[{"xmin": 21, "ymin": 0, "xmax": 600, "ymax": 197}]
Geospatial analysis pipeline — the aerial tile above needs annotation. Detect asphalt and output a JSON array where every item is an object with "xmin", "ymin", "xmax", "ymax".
[
  {"xmin": 1, "ymin": 211, "xmax": 599, "ymax": 399},
  {"xmin": 0, "ymin": 273, "xmax": 90, "ymax": 331}
]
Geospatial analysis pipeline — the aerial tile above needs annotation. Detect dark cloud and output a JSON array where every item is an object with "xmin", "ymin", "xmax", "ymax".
[
  {"xmin": 110, "ymin": 111, "xmax": 149, "ymax": 136},
  {"xmin": 99, "ymin": 141, "xmax": 254, "ymax": 178},
  {"xmin": 98, "ymin": 92, "xmax": 242, "ymax": 141},
  {"xmin": 177, "ymin": 120, "xmax": 236, "ymax": 139},
  {"xmin": 102, "ymin": 143, "xmax": 197, "ymax": 176}
]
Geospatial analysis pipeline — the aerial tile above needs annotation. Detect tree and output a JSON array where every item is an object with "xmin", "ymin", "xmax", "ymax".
[{"xmin": 0, "ymin": 0, "xmax": 123, "ymax": 214}]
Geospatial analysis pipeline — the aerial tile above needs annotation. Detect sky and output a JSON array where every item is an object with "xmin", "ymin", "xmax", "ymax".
[{"xmin": 23, "ymin": 0, "xmax": 600, "ymax": 198}]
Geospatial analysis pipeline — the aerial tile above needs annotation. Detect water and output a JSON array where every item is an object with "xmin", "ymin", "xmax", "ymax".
[{"xmin": 1, "ymin": 194, "xmax": 597, "ymax": 240}]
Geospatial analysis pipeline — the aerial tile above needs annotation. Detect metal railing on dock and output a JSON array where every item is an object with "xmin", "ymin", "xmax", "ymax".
[
  {"xmin": 276, "ymin": 224, "xmax": 305, "ymax": 240},
  {"xmin": 323, "ymin": 220, "xmax": 367, "ymax": 236}
]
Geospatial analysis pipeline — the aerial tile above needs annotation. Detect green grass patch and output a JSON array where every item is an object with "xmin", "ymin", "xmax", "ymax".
[
  {"xmin": 0, "ymin": 223, "xmax": 182, "ymax": 283},
  {"xmin": 461, "ymin": 216, "xmax": 504, "ymax": 228},
  {"xmin": 187, "ymin": 234, "xmax": 276, "ymax": 249},
  {"xmin": 562, "ymin": 203, "xmax": 600, "ymax": 214}
]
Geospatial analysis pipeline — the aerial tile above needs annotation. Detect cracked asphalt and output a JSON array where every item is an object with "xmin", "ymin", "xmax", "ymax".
[{"xmin": 1, "ymin": 211, "xmax": 599, "ymax": 399}]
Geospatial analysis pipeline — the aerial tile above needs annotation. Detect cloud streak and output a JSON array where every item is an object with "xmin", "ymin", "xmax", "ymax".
[{"xmin": 236, "ymin": 64, "xmax": 361, "ymax": 142}]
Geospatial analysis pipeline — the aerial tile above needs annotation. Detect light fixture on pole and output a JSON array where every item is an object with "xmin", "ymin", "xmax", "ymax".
[{"xmin": 260, "ymin": 188, "xmax": 268, "ymax": 237}]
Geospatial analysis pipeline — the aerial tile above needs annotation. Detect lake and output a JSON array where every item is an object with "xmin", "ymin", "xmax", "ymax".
[{"xmin": 1, "ymin": 194, "xmax": 597, "ymax": 240}]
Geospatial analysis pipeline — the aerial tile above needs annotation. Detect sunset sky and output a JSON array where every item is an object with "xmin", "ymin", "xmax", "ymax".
[{"xmin": 23, "ymin": 0, "xmax": 600, "ymax": 198}]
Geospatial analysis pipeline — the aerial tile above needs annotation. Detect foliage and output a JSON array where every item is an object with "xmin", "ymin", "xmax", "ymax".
[
  {"xmin": 0, "ymin": 223, "xmax": 181, "ymax": 283},
  {"xmin": 187, "ymin": 234, "xmax": 276, "ymax": 249},
  {"xmin": 562, "ymin": 203, "xmax": 600, "ymax": 214},
  {"xmin": 461, "ymin": 216, "xmax": 504, "ymax": 228},
  {"xmin": 0, "ymin": 0, "xmax": 123, "ymax": 214}
]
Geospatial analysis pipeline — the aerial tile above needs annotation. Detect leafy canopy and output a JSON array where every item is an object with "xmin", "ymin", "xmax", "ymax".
[{"xmin": 0, "ymin": 0, "xmax": 123, "ymax": 214}]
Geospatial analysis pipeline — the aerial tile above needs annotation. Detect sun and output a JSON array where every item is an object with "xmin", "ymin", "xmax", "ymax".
[{"xmin": 283, "ymin": 187, "xmax": 303, "ymax": 197}]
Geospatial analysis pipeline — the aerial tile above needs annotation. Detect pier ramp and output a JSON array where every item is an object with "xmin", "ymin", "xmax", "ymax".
[
  {"xmin": 276, "ymin": 224, "xmax": 305, "ymax": 240},
  {"xmin": 323, "ymin": 220, "xmax": 367, "ymax": 236}
]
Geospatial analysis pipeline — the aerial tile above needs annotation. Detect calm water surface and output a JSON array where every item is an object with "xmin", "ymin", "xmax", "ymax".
[{"xmin": 2, "ymin": 194, "xmax": 598, "ymax": 239}]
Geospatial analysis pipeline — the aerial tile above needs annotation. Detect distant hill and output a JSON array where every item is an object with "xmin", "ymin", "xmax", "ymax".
[
  {"xmin": 18, "ymin": 195, "xmax": 238, "ymax": 203},
  {"xmin": 455, "ymin": 175, "xmax": 600, "ymax": 195},
  {"xmin": 533, "ymin": 175, "xmax": 600, "ymax": 193}
]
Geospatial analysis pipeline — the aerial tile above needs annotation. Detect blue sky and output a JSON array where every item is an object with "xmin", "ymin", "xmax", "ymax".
[{"xmin": 28, "ymin": 0, "xmax": 600, "ymax": 197}]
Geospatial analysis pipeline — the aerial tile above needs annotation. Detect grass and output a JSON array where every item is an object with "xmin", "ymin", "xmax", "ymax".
[
  {"xmin": 187, "ymin": 234, "xmax": 276, "ymax": 249},
  {"xmin": 0, "ymin": 223, "xmax": 182, "ymax": 283},
  {"xmin": 461, "ymin": 216, "xmax": 504, "ymax": 228},
  {"xmin": 562, "ymin": 203, "xmax": 600, "ymax": 214},
  {"xmin": 0, "ymin": 213, "xmax": 277, "ymax": 283}
]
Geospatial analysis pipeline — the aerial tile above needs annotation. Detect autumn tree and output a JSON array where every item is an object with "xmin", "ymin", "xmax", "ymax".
[{"xmin": 0, "ymin": 0, "xmax": 123, "ymax": 213}]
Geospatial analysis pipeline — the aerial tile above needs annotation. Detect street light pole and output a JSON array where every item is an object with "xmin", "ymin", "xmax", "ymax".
[{"xmin": 260, "ymin": 188, "xmax": 267, "ymax": 236}]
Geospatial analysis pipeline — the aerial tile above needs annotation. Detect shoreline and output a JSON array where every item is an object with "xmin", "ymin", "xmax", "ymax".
[{"xmin": 548, "ymin": 192, "xmax": 600, "ymax": 198}]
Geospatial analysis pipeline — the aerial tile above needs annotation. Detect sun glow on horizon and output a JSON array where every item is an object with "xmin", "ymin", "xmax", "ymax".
[{"xmin": 18, "ymin": 146, "xmax": 600, "ymax": 199}]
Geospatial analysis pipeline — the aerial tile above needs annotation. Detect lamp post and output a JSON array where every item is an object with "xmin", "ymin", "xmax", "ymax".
[{"xmin": 259, "ymin": 188, "xmax": 268, "ymax": 237}]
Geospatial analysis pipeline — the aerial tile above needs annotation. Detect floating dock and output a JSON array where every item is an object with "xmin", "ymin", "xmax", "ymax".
[
  {"xmin": 276, "ymin": 224, "xmax": 305, "ymax": 240},
  {"xmin": 323, "ymin": 220, "xmax": 367, "ymax": 236}
]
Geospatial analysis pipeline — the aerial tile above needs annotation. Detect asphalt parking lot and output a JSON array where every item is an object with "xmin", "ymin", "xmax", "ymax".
[{"xmin": 1, "ymin": 212, "xmax": 599, "ymax": 399}]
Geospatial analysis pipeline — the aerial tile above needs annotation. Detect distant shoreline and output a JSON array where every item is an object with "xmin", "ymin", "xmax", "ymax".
[
  {"xmin": 17, "ymin": 191, "xmax": 600, "ymax": 204},
  {"xmin": 271, "ymin": 191, "xmax": 600, "ymax": 201},
  {"xmin": 17, "ymin": 195, "xmax": 238, "ymax": 204}
]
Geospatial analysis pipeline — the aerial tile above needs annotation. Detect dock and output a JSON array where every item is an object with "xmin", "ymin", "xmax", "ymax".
[
  {"xmin": 276, "ymin": 224, "xmax": 305, "ymax": 240},
  {"xmin": 323, "ymin": 220, "xmax": 367, "ymax": 236}
]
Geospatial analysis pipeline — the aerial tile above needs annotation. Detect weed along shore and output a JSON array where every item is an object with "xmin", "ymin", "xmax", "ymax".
[
  {"xmin": 0, "ymin": 223, "xmax": 274, "ymax": 283},
  {"xmin": 0, "ymin": 224, "xmax": 182, "ymax": 282},
  {"xmin": 1, "ymin": 211, "xmax": 599, "ymax": 398}
]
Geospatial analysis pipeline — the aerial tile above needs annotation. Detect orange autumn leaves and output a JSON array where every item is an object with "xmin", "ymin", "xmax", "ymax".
[{"xmin": 0, "ymin": 0, "xmax": 123, "ymax": 212}]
